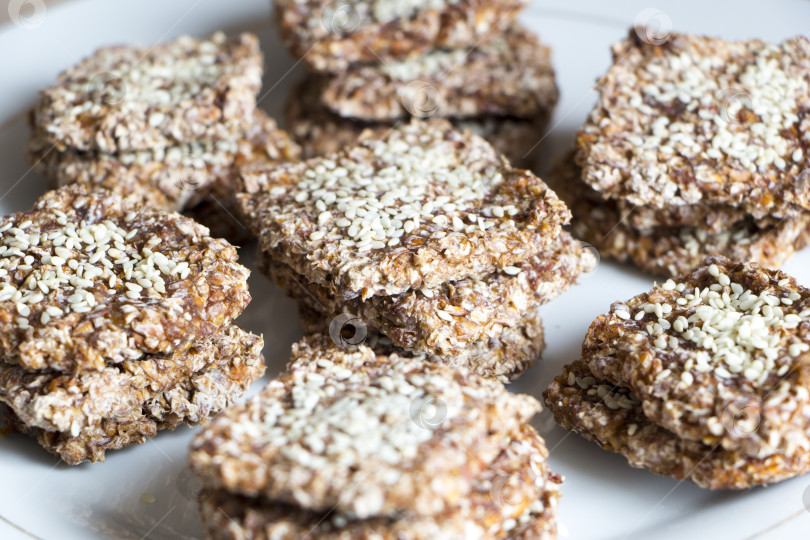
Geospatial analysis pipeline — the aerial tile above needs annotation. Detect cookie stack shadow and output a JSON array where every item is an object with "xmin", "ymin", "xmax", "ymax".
[{"xmin": 275, "ymin": 0, "xmax": 558, "ymax": 168}]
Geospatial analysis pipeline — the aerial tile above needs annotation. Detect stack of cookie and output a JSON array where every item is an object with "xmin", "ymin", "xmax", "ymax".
[
  {"xmin": 190, "ymin": 335, "xmax": 561, "ymax": 539},
  {"xmin": 237, "ymin": 119, "xmax": 594, "ymax": 381},
  {"xmin": 548, "ymin": 32, "xmax": 810, "ymax": 277},
  {"xmin": 27, "ymin": 31, "xmax": 301, "ymax": 244},
  {"xmin": 0, "ymin": 186, "xmax": 265, "ymax": 465},
  {"xmin": 275, "ymin": 0, "xmax": 558, "ymax": 168},
  {"xmin": 545, "ymin": 257, "xmax": 810, "ymax": 489}
]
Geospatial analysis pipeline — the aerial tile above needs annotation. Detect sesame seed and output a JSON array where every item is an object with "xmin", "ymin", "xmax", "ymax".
[{"xmin": 615, "ymin": 310, "xmax": 631, "ymax": 320}]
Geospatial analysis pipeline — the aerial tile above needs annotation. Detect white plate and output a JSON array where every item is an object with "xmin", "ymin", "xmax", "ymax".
[{"xmin": 1, "ymin": 1, "xmax": 810, "ymax": 538}]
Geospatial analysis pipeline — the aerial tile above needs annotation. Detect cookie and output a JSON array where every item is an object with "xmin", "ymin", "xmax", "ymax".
[
  {"xmin": 320, "ymin": 24, "xmax": 558, "ymax": 121},
  {"xmin": 237, "ymin": 119, "xmax": 570, "ymax": 300},
  {"xmin": 287, "ymin": 76, "xmax": 548, "ymax": 168},
  {"xmin": 189, "ymin": 334, "xmax": 541, "ymax": 518},
  {"xmin": 263, "ymin": 231, "xmax": 590, "ymax": 360},
  {"xmin": 296, "ymin": 302, "xmax": 547, "ymax": 382},
  {"xmin": 544, "ymin": 360, "xmax": 810, "ymax": 489},
  {"xmin": 2, "ymin": 325, "xmax": 265, "ymax": 465},
  {"xmin": 29, "ymin": 110, "xmax": 300, "ymax": 215},
  {"xmin": 0, "ymin": 185, "xmax": 250, "ymax": 372},
  {"xmin": 547, "ymin": 155, "xmax": 810, "ymax": 277},
  {"xmin": 0, "ymin": 325, "xmax": 261, "ymax": 435},
  {"xmin": 28, "ymin": 121, "xmax": 235, "ymax": 213},
  {"xmin": 576, "ymin": 32, "xmax": 810, "ymax": 219},
  {"xmin": 275, "ymin": 0, "xmax": 529, "ymax": 73},
  {"xmin": 32, "ymin": 32, "xmax": 263, "ymax": 154},
  {"xmin": 199, "ymin": 425, "xmax": 559, "ymax": 539},
  {"xmin": 582, "ymin": 257, "xmax": 810, "ymax": 459}
]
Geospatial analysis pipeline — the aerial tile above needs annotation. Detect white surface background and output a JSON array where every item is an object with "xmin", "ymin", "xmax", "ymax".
[{"xmin": 1, "ymin": 0, "xmax": 810, "ymax": 538}]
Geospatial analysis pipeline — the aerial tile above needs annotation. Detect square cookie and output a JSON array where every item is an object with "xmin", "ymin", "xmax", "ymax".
[
  {"xmin": 296, "ymin": 303, "xmax": 547, "ymax": 382},
  {"xmin": 0, "ymin": 185, "xmax": 251, "ymax": 372},
  {"xmin": 29, "ymin": 110, "xmax": 300, "ymax": 214},
  {"xmin": 275, "ymin": 0, "xmax": 529, "ymax": 73},
  {"xmin": 319, "ymin": 24, "xmax": 558, "ymax": 121},
  {"xmin": 286, "ymin": 75, "xmax": 549, "ymax": 168},
  {"xmin": 544, "ymin": 360, "xmax": 810, "ymax": 489},
  {"xmin": 582, "ymin": 257, "xmax": 810, "ymax": 460},
  {"xmin": 3, "ymin": 325, "xmax": 265, "ymax": 465},
  {"xmin": 546, "ymin": 154, "xmax": 810, "ymax": 277},
  {"xmin": 199, "ymin": 425, "xmax": 560, "ymax": 540},
  {"xmin": 32, "ymin": 32, "xmax": 263, "ymax": 153},
  {"xmin": 189, "ymin": 334, "xmax": 541, "ymax": 518},
  {"xmin": 576, "ymin": 32, "xmax": 810, "ymax": 218},
  {"xmin": 238, "ymin": 119, "xmax": 570, "ymax": 300},
  {"xmin": 263, "ymin": 231, "xmax": 590, "ymax": 359}
]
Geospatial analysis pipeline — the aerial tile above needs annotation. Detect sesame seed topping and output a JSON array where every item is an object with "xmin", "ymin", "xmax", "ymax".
[
  {"xmin": 264, "ymin": 122, "xmax": 512, "ymax": 251},
  {"xmin": 635, "ymin": 265, "xmax": 810, "ymax": 386},
  {"xmin": 0, "ymin": 215, "xmax": 181, "ymax": 328}
]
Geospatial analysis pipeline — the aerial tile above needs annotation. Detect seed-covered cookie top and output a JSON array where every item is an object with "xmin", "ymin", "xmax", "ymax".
[
  {"xmin": 33, "ymin": 32, "xmax": 263, "ymax": 153},
  {"xmin": 583, "ymin": 257, "xmax": 810, "ymax": 458},
  {"xmin": 0, "ymin": 185, "xmax": 250, "ymax": 372},
  {"xmin": 320, "ymin": 24, "xmax": 558, "ymax": 121},
  {"xmin": 239, "ymin": 119, "xmax": 570, "ymax": 300},
  {"xmin": 577, "ymin": 32, "xmax": 810, "ymax": 216},
  {"xmin": 189, "ymin": 334, "xmax": 540, "ymax": 519}
]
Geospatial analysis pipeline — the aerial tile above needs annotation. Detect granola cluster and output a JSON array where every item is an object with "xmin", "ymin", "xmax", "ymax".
[
  {"xmin": 27, "ymin": 32, "xmax": 300, "ymax": 243},
  {"xmin": 550, "ymin": 32, "xmax": 810, "ymax": 277},
  {"xmin": 545, "ymin": 258, "xmax": 810, "ymax": 488},
  {"xmin": 191, "ymin": 335, "xmax": 561, "ymax": 539},
  {"xmin": 0, "ymin": 186, "xmax": 265, "ymax": 464},
  {"xmin": 276, "ymin": 0, "xmax": 556, "ymax": 169}
]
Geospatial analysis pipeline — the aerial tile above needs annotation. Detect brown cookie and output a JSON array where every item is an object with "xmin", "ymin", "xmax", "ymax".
[
  {"xmin": 275, "ymin": 0, "xmax": 529, "ymax": 73},
  {"xmin": 320, "ymin": 24, "xmax": 558, "ymax": 121},
  {"xmin": 286, "ymin": 80, "xmax": 549, "ymax": 169},
  {"xmin": 262, "ymin": 231, "xmax": 590, "ymax": 362},
  {"xmin": 32, "ymin": 32, "xmax": 263, "ymax": 153},
  {"xmin": 0, "ymin": 185, "xmax": 251, "ymax": 373},
  {"xmin": 544, "ymin": 360, "xmax": 810, "ymax": 489},
  {"xmin": 296, "ymin": 302, "xmax": 547, "ymax": 382},
  {"xmin": 189, "ymin": 334, "xmax": 541, "ymax": 518},
  {"xmin": 546, "ymin": 154, "xmax": 810, "ymax": 277},
  {"xmin": 582, "ymin": 257, "xmax": 810, "ymax": 459},
  {"xmin": 575, "ymin": 32, "xmax": 810, "ymax": 219},
  {"xmin": 198, "ymin": 425, "xmax": 559, "ymax": 539},
  {"xmin": 2, "ymin": 325, "xmax": 265, "ymax": 465},
  {"xmin": 237, "ymin": 119, "xmax": 570, "ymax": 300}
]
